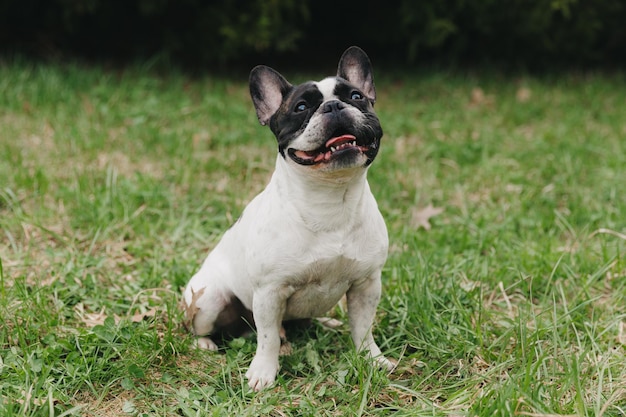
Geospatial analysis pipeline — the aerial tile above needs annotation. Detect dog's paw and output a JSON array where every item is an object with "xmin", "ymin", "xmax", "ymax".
[
  {"xmin": 194, "ymin": 336, "xmax": 218, "ymax": 351},
  {"xmin": 375, "ymin": 356, "xmax": 397, "ymax": 373},
  {"xmin": 279, "ymin": 341, "xmax": 292, "ymax": 356},
  {"xmin": 316, "ymin": 317, "xmax": 343, "ymax": 329},
  {"xmin": 246, "ymin": 356, "xmax": 279, "ymax": 391}
]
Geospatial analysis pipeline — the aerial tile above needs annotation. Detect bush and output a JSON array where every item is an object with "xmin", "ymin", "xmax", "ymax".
[
  {"xmin": 301, "ymin": 0, "xmax": 626, "ymax": 68},
  {"xmin": 0, "ymin": 0, "xmax": 309, "ymax": 65},
  {"xmin": 0, "ymin": 0, "xmax": 623, "ymax": 68}
]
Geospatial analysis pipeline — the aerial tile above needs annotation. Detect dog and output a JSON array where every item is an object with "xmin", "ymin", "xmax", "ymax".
[{"xmin": 183, "ymin": 46, "xmax": 393, "ymax": 391}]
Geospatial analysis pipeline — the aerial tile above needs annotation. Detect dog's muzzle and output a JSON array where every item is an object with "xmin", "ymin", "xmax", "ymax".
[{"xmin": 287, "ymin": 134, "xmax": 373, "ymax": 166}]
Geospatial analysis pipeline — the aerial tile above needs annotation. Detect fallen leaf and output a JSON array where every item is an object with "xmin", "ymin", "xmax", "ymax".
[
  {"xmin": 182, "ymin": 287, "xmax": 205, "ymax": 330},
  {"xmin": 129, "ymin": 307, "xmax": 158, "ymax": 323},
  {"xmin": 469, "ymin": 87, "xmax": 495, "ymax": 107},
  {"xmin": 16, "ymin": 389, "xmax": 51, "ymax": 406},
  {"xmin": 78, "ymin": 307, "xmax": 109, "ymax": 327},
  {"xmin": 471, "ymin": 87, "xmax": 485, "ymax": 104},
  {"xmin": 76, "ymin": 305, "xmax": 122, "ymax": 327},
  {"xmin": 516, "ymin": 86, "xmax": 532, "ymax": 102},
  {"xmin": 411, "ymin": 204, "xmax": 444, "ymax": 230}
]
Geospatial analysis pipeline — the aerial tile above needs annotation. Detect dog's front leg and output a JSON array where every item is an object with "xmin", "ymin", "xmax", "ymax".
[
  {"xmin": 245, "ymin": 286, "xmax": 286, "ymax": 391},
  {"xmin": 346, "ymin": 273, "xmax": 394, "ymax": 371}
]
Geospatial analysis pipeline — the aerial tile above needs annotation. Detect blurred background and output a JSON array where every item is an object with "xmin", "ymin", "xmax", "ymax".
[{"xmin": 1, "ymin": 0, "xmax": 625, "ymax": 71}]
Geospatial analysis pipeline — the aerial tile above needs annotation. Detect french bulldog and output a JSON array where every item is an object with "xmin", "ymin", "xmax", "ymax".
[{"xmin": 183, "ymin": 46, "xmax": 393, "ymax": 391}]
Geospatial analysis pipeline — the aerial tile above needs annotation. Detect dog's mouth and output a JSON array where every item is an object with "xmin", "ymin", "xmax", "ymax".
[{"xmin": 287, "ymin": 134, "xmax": 370, "ymax": 166}]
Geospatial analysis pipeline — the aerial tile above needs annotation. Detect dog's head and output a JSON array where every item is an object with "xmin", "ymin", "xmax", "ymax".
[{"xmin": 250, "ymin": 47, "xmax": 383, "ymax": 174}]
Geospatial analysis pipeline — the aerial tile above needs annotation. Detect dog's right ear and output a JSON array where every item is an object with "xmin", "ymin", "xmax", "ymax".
[{"xmin": 249, "ymin": 66, "xmax": 292, "ymax": 126}]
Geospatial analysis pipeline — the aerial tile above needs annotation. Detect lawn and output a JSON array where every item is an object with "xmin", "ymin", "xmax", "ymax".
[{"xmin": 0, "ymin": 61, "xmax": 625, "ymax": 416}]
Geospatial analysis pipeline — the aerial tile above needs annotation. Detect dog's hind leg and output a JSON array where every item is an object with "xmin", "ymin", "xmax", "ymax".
[{"xmin": 183, "ymin": 280, "xmax": 235, "ymax": 351}]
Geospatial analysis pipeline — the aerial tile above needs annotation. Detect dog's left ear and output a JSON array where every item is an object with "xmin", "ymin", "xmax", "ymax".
[
  {"xmin": 250, "ymin": 65, "xmax": 292, "ymax": 126},
  {"xmin": 337, "ymin": 46, "xmax": 376, "ymax": 103}
]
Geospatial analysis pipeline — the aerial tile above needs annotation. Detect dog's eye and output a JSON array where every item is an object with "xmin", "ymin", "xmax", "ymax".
[
  {"xmin": 351, "ymin": 91, "xmax": 363, "ymax": 100},
  {"xmin": 295, "ymin": 102, "xmax": 308, "ymax": 112}
]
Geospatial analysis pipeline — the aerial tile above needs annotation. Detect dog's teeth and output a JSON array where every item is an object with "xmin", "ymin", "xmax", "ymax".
[{"xmin": 328, "ymin": 141, "xmax": 358, "ymax": 154}]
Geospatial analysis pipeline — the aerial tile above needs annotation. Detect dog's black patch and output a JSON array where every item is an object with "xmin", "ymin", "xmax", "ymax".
[{"xmin": 268, "ymin": 82, "xmax": 324, "ymax": 156}]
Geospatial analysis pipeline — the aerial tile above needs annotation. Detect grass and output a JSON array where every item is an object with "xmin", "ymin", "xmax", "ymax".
[{"xmin": 0, "ymin": 60, "xmax": 625, "ymax": 416}]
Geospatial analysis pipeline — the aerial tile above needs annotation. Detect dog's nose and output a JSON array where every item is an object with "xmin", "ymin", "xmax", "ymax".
[{"xmin": 322, "ymin": 100, "xmax": 345, "ymax": 113}]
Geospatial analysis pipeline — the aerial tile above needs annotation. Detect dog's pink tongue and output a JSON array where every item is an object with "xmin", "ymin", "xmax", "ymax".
[{"xmin": 326, "ymin": 134, "xmax": 356, "ymax": 148}]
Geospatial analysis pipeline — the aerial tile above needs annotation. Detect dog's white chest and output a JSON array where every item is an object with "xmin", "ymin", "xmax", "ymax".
[
  {"xmin": 225, "ymin": 208, "xmax": 387, "ymax": 317},
  {"xmin": 281, "ymin": 238, "xmax": 379, "ymax": 319}
]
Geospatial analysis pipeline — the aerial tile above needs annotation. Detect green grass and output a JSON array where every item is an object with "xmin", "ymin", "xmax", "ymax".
[{"xmin": 0, "ymin": 61, "xmax": 625, "ymax": 416}]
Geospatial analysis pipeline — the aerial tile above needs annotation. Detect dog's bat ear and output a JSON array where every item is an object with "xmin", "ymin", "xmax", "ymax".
[
  {"xmin": 249, "ymin": 65, "xmax": 292, "ymax": 126},
  {"xmin": 337, "ymin": 46, "xmax": 376, "ymax": 103}
]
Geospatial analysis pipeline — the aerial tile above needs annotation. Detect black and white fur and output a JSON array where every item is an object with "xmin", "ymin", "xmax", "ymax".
[{"xmin": 183, "ymin": 47, "xmax": 393, "ymax": 391}]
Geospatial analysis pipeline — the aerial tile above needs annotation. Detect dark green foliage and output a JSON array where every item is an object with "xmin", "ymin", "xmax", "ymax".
[
  {"xmin": 304, "ymin": 0, "xmax": 626, "ymax": 68},
  {"xmin": 0, "ymin": 0, "xmax": 309, "ymax": 66},
  {"xmin": 0, "ymin": 0, "xmax": 624, "ymax": 68}
]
